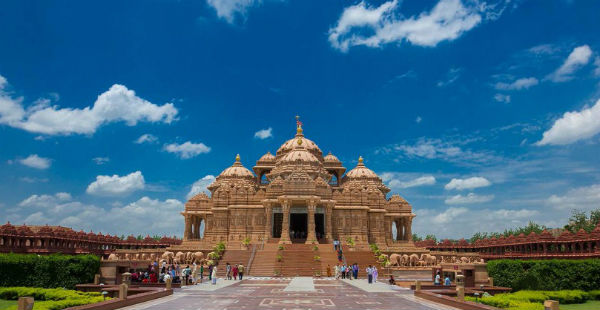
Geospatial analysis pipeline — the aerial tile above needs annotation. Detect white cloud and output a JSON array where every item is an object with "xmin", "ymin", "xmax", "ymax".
[
  {"xmin": 254, "ymin": 127, "xmax": 273, "ymax": 139},
  {"xmin": 537, "ymin": 99, "xmax": 600, "ymax": 145},
  {"xmin": 206, "ymin": 0, "xmax": 261, "ymax": 23},
  {"xmin": 494, "ymin": 77, "xmax": 539, "ymax": 90},
  {"xmin": 494, "ymin": 93, "xmax": 511, "ymax": 103},
  {"xmin": 436, "ymin": 68, "xmax": 463, "ymax": 87},
  {"xmin": 0, "ymin": 76, "xmax": 178, "ymax": 135},
  {"xmin": 18, "ymin": 154, "xmax": 51, "ymax": 169},
  {"xmin": 164, "ymin": 141, "xmax": 211, "ymax": 159},
  {"xmin": 92, "ymin": 157, "xmax": 109, "ymax": 165},
  {"xmin": 433, "ymin": 207, "xmax": 468, "ymax": 224},
  {"xmin": 386, "ymin": 175, "xmax": 436, "ymax": 189},
  {"xmin": 134, "ymin": 134, "xmax": 158, "ymax": 144},
  {"xmin": 445, "ymin": 193, "xmax": 494, "ymax": 204},
  {"xmin": 547, "ymin": 184, "xmax": 600, "ymax": 210},
  {"xmin": 415, "ymin": 116, "xmax": 422, "ymax": 123},
  {"xmin": 492, "ymin": 209, "xmax": 538, "ymax": 219},
  {"xmin": 86, "ymin": 171, "xmax": 145, "ymax": 196},
  {"xmin": 13, "ymin": 193, "xmax": 183, "ymax": 236},
  {"xmin": 328, "ymin": 0, "xmax": 503, "ymax": 52},
  {"xmin": 445, "ymin": 177, "xmax": 491, "ymax": 190},
  {"xmin": 187, "ymin": 175, "xmax": 216, "ymax": 199},
  {"xmin": 19, "ymin": 177, "xmax": 48, "ymax": 183},
  {"xmin": 546, "ymin": 45, "xmax": 593, "ymax": 82},
  {"xmin": 594, "ymin": 56, "xmax": 600, "ymax": 77}
]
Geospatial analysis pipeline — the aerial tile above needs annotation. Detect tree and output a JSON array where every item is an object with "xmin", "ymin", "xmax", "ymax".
[
  {"xmin": 412, "ymin": 234, "xmax": 422, "ymax": 242},
  {"xmin": 564, "ymin": 208, "xmax": 600, "ymax": 232}
]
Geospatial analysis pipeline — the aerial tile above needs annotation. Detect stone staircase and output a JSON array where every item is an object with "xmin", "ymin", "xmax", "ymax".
[
  {"xmin": 247, "ymin": 243, "xmax": 340, "ymax": 277},
  {"xmin": 248, "ymin": 243, "xmax": 280, "ymax": 277},
  {"xmin": 341, "ymin": 246, "xmax": 379, "ymax": 278},
  {"xmin": 215, "ymin": 248, "xmax": 253, "ymax": 277}
]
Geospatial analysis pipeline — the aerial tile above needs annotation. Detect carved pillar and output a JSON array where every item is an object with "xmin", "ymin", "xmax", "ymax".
[
  {"xmin": 396, "ymin": 218, "xmax": 402, "ymax": 241},
  {"xmin": 306, "ymin": 201, "xmax": 317, "ymax": 244},
  {"xmin": 406, "ymin": 216, "xmax": 413, "ymax": 242},
  {"xmin": 279, "ymin": 201, "xmax": 291, "ymax": 244},
  {"xmin": 184, "ymin": 214, "xmax": 191, "ymax": 241},
  {"xmin": 193, "ymin": 216, "xmax": 200, "ymax": 239},
  {"xmin": 264, "ymin": 204, "xmax": 272, "ymax": 240},
  {"xmin": 325, "ymin": 203, "xmax": 333, "ymax": 242}
]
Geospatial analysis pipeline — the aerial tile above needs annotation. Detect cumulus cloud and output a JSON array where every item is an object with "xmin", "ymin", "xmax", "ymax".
[
  {"xmin": 92, "ymin": 157, "xmax": 109, "ymax": 165},
  {"xmin": 13, "ymin": 193, "xmax": 183, "ymax": 236},
  {"xmin": 135, "ymin": 134, "xmax": 158, "ymax": 144},
  {"xmin": 86, "ymin": 171, "xmax": 145, "ymax": 196},
  {"xmin": 164, "ymin": 141, "xmax": 211, "ymax": 159},
  {"xmin": 328, "ymin": 0, "xmax": 504, "ymax": 52},
  {"xmin": 445, "ymin": 177, "xmax": 491, "ymax": 190},
  {"xmin": 206, "ymin": 0, "xmax": 261, "ymax": 23},
  {"xmin": 493, "ymin": 93, "xmax": 511, "ymax": 103},
  {"xmin": 0, "ymin": 75, "xmax": 178, "ymax": 135},
  {"xmin": 445, "ymin": 192, "xmax": 494, "ymax": 204},
  {"xmin": 547, "ymin": 184, "xmax": 600, "ymax": 210},
  {"xmin": 594, "ymin": 56, "xmax": 600, "ymax": 77},
  {"xmin": 254, "ymin": 127, "xmax": 273, "ymax": 139},
  {"xmin": 494, "ymin": 77, "xmax": 539, "ymax": 90},
  {"xmin": 537, "ymin": 99, "xmax": 600, "ymax": 145},
  {"xmin": 546, "ymin": 45, "xmax": 593, "ymax": 82},
  {"xmin": 383, "ymin": 175, "xmax": 436, "ymax": 189},
  {"xmin": 187, "ymin": 175, "xmax": 216, "ymax": 199},
  {"xmin": 433, "ymin": 207, "xmax": 468, "ymax": 224},
  {"xmin": 18, "ymin": 154, "xmax": 51, "ymax": 169}
]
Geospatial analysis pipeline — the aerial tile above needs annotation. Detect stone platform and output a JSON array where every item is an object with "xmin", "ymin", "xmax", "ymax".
[{"xmin": 118, "ymin": 277, "xmax": 459, "ymax": 310}]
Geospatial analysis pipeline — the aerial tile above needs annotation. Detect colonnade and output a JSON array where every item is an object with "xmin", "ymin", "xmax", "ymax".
[{"xmin": 183, "ymin": 214, "xmax": 206, "ymax": 240}]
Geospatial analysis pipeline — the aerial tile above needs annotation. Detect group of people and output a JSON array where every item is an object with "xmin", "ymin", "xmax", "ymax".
[
  {"xmin": 224, "ymin": 262, "xmax": 245, "ymax": 280},
  {"xmin": 329, "ymin": 263, "xmax": 361, "ymax": 280},
  {"xmin": 434, "ymin": 271, "xmax": 453, "ymax": 286}
]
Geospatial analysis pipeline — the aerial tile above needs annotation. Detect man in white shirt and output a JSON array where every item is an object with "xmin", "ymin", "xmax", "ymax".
[{"xmin": 365, "ymin": 265, "xmax": 374, "ymax": 284}]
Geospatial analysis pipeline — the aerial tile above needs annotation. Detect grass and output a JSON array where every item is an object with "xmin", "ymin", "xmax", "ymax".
[
  {"xmin": 560, "ymin": 300, "xmax": 600, "ymax": 310},
  {"xmin": 0, "ymin": 300, "xmax": 17, "ymax": 310}
]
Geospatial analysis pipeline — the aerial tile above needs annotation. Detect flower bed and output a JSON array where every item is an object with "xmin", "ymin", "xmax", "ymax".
[{"xmin": 465, "ymin": 290, "xmax": 600, "ymax": 310}]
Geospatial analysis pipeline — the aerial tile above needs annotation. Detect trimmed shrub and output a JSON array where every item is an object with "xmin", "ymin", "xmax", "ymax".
[
  {"xmin": 0, "ymin": 253, "xmax": 100, "ymax": 289},
  {"xmin": 487, "ymin": 259, "xmax": 600, "ymax": 291},
  {"xmin": 0, "ymin": 287, "xmax": 107, "ymax": 310},
  {"xmin": 466, "ymin": 290, "xmax": 597, "ymax": 310}
]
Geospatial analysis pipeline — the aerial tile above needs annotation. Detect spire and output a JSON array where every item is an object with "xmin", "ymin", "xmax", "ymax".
[
  {"xmin": 295, "ymin": 115, "xmax": 303, "ymax": 136},
  {"xmin": 358, "ymin": 156, "xmax": 364, "ymax": 165},
  {"xmin": 235, "ymin": 154, "xmax": 241, "ymax": 162}
]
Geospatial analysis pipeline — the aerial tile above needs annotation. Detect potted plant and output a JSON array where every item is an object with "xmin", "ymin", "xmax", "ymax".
[
  {"xmin": 278, "ymin": 244, "xmax": 284, "ymax": 251},
  {"xmin": 241, "ymin": 237, "xmax": 251, "ymax": 250},
  {"xmin": 346, "ymin": 237, "xmax": 356, "ymax": 250},
  {"xmin": 277, "ymin": 254, "xmax": 283, "ymax": 262},
  {"xmin": 274, "ymin": 269, "xmax": 281, "ymax": 277},
  {"xmin": 314, "ymin": 270, "xmax": 321, "ymax": 277},
  {"xmin": 313, "ymin": 255, "xmax": 321, "ymax": 261},
  {"xmin": 313, "ymin": 245, "xmax": 319, "ymax": 251}
]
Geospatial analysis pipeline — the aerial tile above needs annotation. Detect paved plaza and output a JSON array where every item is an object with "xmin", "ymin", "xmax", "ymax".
[{"xmin": 120, "ymin": 277, "xmax": 458, "ymax": 310}]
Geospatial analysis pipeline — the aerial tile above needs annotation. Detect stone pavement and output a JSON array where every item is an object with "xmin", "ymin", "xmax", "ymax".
[{"xmin": 119, "ymin": 277, "xmax": 459, "ymax": 310}]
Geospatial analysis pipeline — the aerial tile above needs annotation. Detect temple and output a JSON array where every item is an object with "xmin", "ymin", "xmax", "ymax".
[{"xmin": 179, "ymin": 117, "xmax": 418, "ymax": 251}]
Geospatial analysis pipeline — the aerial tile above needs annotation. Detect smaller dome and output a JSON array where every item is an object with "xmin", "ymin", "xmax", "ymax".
[
  {"xmin": 281, "ymin": 147, "xmax": 320, "ymax": 163},
  {"xmin": 258, "ymin": 151, "xmax": 276, "ymax": 163},
  {"xmin": 219, "ymin": 154, "xmax": 254, "ymax": 178},
  {"xmin": 324, "ymin": 152, "xmax": 340, "ymax": 163},
  {"xmin": 345, "ymin": 156, "xmax": 379, "ymax": 179}
]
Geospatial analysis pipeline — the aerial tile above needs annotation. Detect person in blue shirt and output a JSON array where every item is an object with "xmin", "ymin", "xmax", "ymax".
[{"xmin": 444, "ymin": 276, "xmax": 451, "ymax": 286}]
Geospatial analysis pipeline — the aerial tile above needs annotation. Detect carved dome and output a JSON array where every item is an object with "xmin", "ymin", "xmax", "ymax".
[
  {"xmin": 218, "ymin": 154, "xmax": 254, "ymax": 178},
  {"xmin": 276, "ymin": 126, "xmax": 323, "ymax": 159},
  {"xmin": 345, "ymin": 156, "xmax": 379, "ymax": 179},
  {"xmin": 323, "ymin": 152, "xmax": 342, "ymax": 166},
  {"xmin": 257, "ymin": 151, "xmax": 276, "ymax": 164},
  {"xmin": 281, "ymin": 147, "xmax": 320, "ymax": 163}
]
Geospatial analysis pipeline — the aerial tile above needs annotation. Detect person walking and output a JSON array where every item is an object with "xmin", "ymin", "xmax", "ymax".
[
  {"xmin": 233, "ymin": 264, "xmax": 239, "ymax": 280},
  {"xmin": 238, "ymin": 263, "xmax": 245, "ymax": 280},
  {"xmin": 366, "ymin": 265, "xmax": 374, "ymax": 284},
  {"xmin": 226, "ymin": 262, "xmax": 232, "ymax": 280},
  {"xmin": 199, "ymin": 264, "xmax": 204, "ymax": 283},
  {"xmin": 211, "ymin": 264, "xmax": 218, "ymax": 285},
  {"xmin": 183, "ymin": 265, "xmax": 191, "ymax": 285},
  {"xmin": 192, "ymin": 263, "xmax": 199, "ymax": 285},
  {"xmin": 352, "ymin": 263, "xmax": 359, "ymax": 279},
  {"xmin": 341, "ymin": 265, "xmax": 346, "ymax": 279},
  {"xmin": 208, "ymin": 264, "xmax": 213, "ymax": 281},
  {"xmin": 326, "ymin": 264, "xmax": 332, "ymax": 277},
  {"xmin": 434, "ymin": 271, "xmax": 441, "ymax": 285},
  {"xmin": 373, "ymin": 266, "xmax": 378, "ymax": 283},
  {"xmin": 334, "ymin": 264, "xmax": 339, "ymax": 279}
]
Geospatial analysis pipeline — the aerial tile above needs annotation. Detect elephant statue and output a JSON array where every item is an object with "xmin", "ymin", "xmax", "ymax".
[
  {"xmin": 401, "ymin": 254, "xmax": 410, "ymax": 266},
  {"xmin": 460, "ymin": 256, "xmax": 469, "ymax": 264},
  {"xmin": 193, "ymin": 251, "xmax": 204, "ymax": 263},
  {"xmin": 174, "ymin": 251, "xmax": 185, "ymax": 264},
  {"xmin": 124, "ymin": 253, "xmax": 131, "ymax": 260},
  {"xmin": 389, "ymin": 253, "xmax": 401, "ymax": 266},
  {"xmin": 378, "ymin": 253, "xmax": 389, "ymax": 262},
  {"xmin": 161, "ymin": 251, "xmax": 174, "ymax": 264},
  {"xmin": 426, "ymin": 255, "xmax": 437, "ymax": 266},
  {"xmin": 185, "ymin": 252, "xmax": 194, "ymax": 264},
  {"xmin": 409, "ymin": 254, "xmax": 420, "ymax": 266},
  {"xmin": 107, "ymin": 253, "xmax": 118, "ymax": 260}
]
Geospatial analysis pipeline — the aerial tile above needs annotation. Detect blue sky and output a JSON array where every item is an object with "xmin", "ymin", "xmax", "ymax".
[{"xmin": 1, "ymin": 0, "xmax": 600, "ymax": 239}]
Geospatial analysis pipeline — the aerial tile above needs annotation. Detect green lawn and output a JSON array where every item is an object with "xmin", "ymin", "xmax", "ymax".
[
  {"xmin": 0, "ymin": 299, "xmax": 16, "ymax": 310},
  {"xmin": 560, "ymin": 300, "xmax": 600, "ymax": 310}
]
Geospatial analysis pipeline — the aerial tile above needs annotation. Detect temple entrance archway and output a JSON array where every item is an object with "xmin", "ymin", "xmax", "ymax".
[
  {"xmin": 273, "ymin": 213, "xmax": 283, "ymax": 238},
  {"xmin": 315, "ymin": 213, "xmax": 325, "ymax": 241},
  {"xmin": 290, "ymin": 213, "xmax": 307, "ymax": 243}
]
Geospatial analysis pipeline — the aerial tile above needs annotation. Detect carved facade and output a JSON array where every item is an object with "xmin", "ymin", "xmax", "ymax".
[{"xmin": 181, "ymin": 121, "xmax": 417, "ymax": 250}]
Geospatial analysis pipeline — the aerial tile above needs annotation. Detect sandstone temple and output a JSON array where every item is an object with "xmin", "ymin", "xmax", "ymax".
[{"xmin": 179, "ymin": 118, "xmax": 419, "ymax": 251}]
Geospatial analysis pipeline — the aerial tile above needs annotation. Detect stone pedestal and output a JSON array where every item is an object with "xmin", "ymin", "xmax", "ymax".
[
  {"xmin": 544, "ymin": 300, "xmax": 559, "ymax": 310},
  {"xmin": 93, "ymin": 274, "xmax": 101, "ymax": 285},
  {"xmin": 456, "ymin": 274, "xmax": 465, "ymax": 300},
  {"xmin": 166, "ymin": 278, "xmax": 173, "ymax": 290},
  {"xmin": 121, "ymin": 272, "xmax": 132, "ymax": 286},
  {"xmin": 414, "ymin": 280, "xmax": 421, "ymax": 292},
  {"xmin": 17, "ymin": 297, "xmax": 34, "ymax": 310},
  {"xmin": 118, "ymin": 284, "xmax": 128, "ymax": 299},
  {"xmin": 488, "ymin": 277, "xmax": 494, "ymax": 286}
]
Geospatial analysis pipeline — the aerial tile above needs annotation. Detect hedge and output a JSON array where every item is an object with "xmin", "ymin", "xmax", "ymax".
[
  {"xmin": 487, "ymin": 259, "xmax": 600, "ymax": 291},
  {"xmin": 0, "ymin": 287, "xmax": 107, "ymax": 310},
  {"xmin": 0, "ymin": 253, "xmax": 100, "ymax": 289},
  {"xmin": 465, "ymin": 290, "xmax": 600, "ymax": 310}
]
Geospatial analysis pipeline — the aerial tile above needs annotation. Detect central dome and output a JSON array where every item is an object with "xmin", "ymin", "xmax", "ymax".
[{"xmin": 276, "ymin": 126, "xmax": 323, "ymax": 159}]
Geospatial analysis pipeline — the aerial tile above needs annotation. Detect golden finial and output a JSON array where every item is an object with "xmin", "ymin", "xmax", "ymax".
[
  {"xmin": 235, "ymin": 154, "xmax": 240, "ymax": 162},
  {"xmin": 295, "ymin": 115, "xmax": 303, "ymax": 135},
  {"xmin": 358, "ymin": 156, "xmax": 364, "ymax": 164}
]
